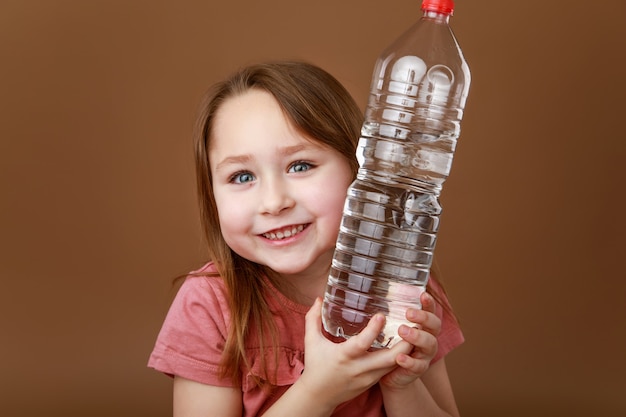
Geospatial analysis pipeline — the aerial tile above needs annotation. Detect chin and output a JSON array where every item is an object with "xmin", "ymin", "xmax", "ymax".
[
  {"xmin": 271, "ymin": 253, "xmax": 332, "ymax": 277},
  {"xmin": 267, "ymin": 263, "xmax": 309, "ymax": 276},
  {"xmin": 265, "ymin": 257, "xmax": 313, "ymax": 274}
]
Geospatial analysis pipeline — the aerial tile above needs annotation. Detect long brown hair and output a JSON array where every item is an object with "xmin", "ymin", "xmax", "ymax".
[{"xmin": 193, "ymin": 61, "xmax": 362, "ymax": 387}]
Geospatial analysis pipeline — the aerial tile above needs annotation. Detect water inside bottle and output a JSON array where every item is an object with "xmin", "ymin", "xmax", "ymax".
[{"xmin": 321, "ymin": 176, "xmax": 441, "ymax": 348}]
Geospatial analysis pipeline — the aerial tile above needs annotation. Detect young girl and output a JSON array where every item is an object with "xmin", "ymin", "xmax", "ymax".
[{"xmin": 148, "ymin": 61, "xmax": 464, "ymax": 417}]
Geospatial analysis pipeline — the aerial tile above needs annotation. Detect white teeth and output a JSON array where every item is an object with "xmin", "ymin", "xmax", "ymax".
[{"xmin": 263, "ymin": 225, "xmax": 305, "ymax": 240}]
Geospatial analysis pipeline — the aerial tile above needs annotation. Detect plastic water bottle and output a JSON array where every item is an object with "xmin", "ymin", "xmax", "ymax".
[{"xmin": 322, "ymin": 0, "xmax": 471, "ymax": 348}]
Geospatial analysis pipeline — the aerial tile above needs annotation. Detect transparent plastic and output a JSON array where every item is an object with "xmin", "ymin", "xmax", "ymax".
[{"xmin": 322, "ymin": 2, "xmax": 471, "ymax": 348}]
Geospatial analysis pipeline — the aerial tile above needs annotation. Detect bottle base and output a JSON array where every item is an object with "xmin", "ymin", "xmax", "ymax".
[{"xmin": 321, "ymin": 284, "xmax": 426, "ymax": 349}]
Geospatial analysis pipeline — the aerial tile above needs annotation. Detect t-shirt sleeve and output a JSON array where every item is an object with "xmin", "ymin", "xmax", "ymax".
[
  {"xmin": 147, "ymin": 275, "xmax": 235, "ymax": 387},
  {"xmin": 428, "ymin": 278, "xmax": 464, "ymax": 363}
]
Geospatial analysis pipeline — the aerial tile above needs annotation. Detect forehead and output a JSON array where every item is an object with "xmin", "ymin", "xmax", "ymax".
[
  {"xmin": 211, "ymin": 89, "xmax": 288, "ymax": 143},
  {"xmin": 209, "ymin": 89, "xmax": 329, "ymax": 162}
]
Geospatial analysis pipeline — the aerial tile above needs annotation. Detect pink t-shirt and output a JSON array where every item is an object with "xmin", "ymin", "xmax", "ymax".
[{"xmin": 148, "ymin": 263, "xmax": 464, "ymax": 416}]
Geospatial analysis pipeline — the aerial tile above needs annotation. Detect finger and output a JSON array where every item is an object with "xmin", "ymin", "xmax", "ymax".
[
  {"xmin": 344, "ymin": 315, "xmax": 402, "ymax": 372},
  {"xmin": 398, "ymin": 325, "xmax": 438, "ymax": 359},
  {"xmin": 405, "ymin": 308, "xmax": 441, "ymax": 336},
  {"xmin": 420, "ymin": 291, "xmax": 436, "ymax": 313},
  {"xmin": 347, "ymin": 313, "xmax": 386, "ymax": 353},
  {"xmin": 304, "ymin": 297, "xmax": 323, "ymax": 343},
  {"xmin": 388, "ymin": 338, "xmax": 413, "ymax": 357},
  {"xmin": 395, "ymin": 352, "xmax": 430, "ymax": 376}
]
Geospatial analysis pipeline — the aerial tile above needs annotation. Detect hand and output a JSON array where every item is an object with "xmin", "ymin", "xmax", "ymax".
[
  {"xmin": 297, "ymin": 298, "xmax": 406, "ymax": 409},
  {"xmin": 379, "ymin": 291, "xmax": 441, "ymax": 390}
]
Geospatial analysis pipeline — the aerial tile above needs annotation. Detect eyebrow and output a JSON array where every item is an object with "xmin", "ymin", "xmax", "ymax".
[
  {"xmin": 214, "ymin": 143, "xmax": 312, "ymax": 171},
  {"xmin": 214, "ymin": 154, "xmax": 252, "ymax": 171},
  {"xmin": 279, "ymin": 144, "xmax": 309, "ymax": 156}
]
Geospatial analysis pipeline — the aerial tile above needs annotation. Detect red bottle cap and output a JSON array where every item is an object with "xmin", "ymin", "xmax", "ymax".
[{"xmin": 421, "ymin": 0, "xmax": 455, "ymax": 14}]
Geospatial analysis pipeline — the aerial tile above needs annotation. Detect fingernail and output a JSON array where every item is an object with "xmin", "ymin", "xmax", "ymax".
[
  {"xmin": 407, "ymin": 309, "xmax": 422, "ymax": 321},
  {"xmin": 398, "ymin": 325, "xmax": 409, "ymax": 337}
]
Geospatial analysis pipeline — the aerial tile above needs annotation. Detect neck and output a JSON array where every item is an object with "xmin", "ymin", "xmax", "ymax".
[{"xmin": 272, "ymin": 258, "xmax": 332, "ymax": 306}]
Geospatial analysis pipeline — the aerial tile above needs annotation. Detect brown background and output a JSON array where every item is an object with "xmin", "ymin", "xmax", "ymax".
[{"xmin": 1, "ymin": 0, "xmax": 625, "ymax": 416}]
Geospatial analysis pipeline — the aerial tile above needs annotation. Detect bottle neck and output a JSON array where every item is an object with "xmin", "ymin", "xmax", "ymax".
[{"xmin": 422, "ymin": 10, "xmax": 451, "ymax": 23}]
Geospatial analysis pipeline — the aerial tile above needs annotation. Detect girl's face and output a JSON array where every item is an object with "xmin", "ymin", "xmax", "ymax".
[{"xmin": 209, "ymin": 89, "xmax": 353, "ymax": 280}]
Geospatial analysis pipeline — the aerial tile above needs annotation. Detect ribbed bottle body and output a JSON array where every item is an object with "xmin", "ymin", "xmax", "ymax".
[{"xmin": 322, "ymin": 11, "xmax": 470, "ymax": 348}]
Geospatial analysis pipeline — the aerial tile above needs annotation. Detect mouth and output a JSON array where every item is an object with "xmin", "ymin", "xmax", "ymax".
[{"xmin": 262, "ymin": 224, "xmax": 307, "ymax": 241}]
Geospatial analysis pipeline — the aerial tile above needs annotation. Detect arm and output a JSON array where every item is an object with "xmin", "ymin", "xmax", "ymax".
[
  {"xmin": 381, "ymin": 359, "xmax": 460, "ymax": 417},
  {"xmin": 380, "ymin": 292, "xmax": 460, "ymax": 417},
  {"xmin": 173, "ymin": 376, "xmax": 243, "ymax": 417}
]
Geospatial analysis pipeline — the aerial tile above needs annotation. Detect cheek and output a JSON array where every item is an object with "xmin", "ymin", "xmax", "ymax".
[
  {"xmin": 216, "ymin": 205, "xmax": 249, "ymax": 255},
  {"xmin": 311, "ymin": 176, "xmax": 351, "ymax": 221},
  {"xmin": 214, "ymin": 193, "xmax": 250, "ymax": 235}
]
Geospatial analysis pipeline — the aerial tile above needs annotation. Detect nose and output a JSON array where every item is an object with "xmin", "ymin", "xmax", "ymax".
[{"xmin": 259, "ymin": 177, "xmax": 295, "ymax": 215}]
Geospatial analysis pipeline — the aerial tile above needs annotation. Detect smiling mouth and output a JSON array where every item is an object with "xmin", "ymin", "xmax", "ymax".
[{"xmin": 262, "ymin": 224, "xmax": 306, "ymax": 240}]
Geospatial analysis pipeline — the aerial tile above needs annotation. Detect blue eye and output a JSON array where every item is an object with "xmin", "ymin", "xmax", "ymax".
[
  {"xmin": 289, "ymin": 161, "xmax": 313, "ymax": 173},
  {"xmin": 230, "ymin": 171, "xmax": 255, "ymax": 184}
]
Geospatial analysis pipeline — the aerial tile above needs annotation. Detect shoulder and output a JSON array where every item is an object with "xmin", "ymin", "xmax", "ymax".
[
  {"xmin": 148, "ymin": 262, "xmax": 235, "ymax": 386},
  {"xmin": 169, "ymin": 262, "xmax": 232, "ymax": 332},
  {"xmin": 178, "ymin": 263, "xmax": 229, "ymax": 308}
]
